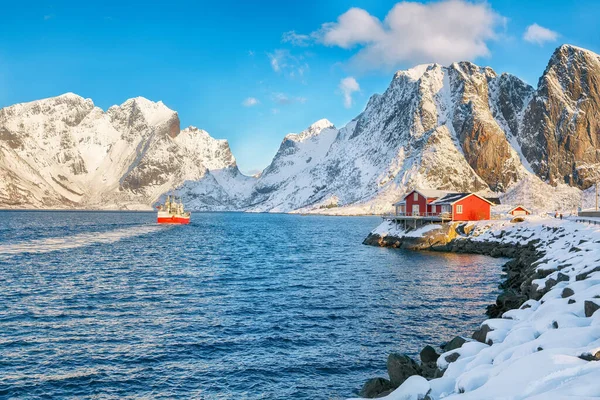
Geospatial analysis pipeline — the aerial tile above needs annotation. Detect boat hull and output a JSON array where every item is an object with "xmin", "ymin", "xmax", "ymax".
[{"xmin": 157, "ymin": 215, "xmax": 190, "ymax": 224}]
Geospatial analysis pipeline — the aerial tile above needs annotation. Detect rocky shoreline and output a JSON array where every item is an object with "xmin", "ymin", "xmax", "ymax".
[{"xmin": 357, "ymin": 222, "xmax": 550, "ymax": 398}]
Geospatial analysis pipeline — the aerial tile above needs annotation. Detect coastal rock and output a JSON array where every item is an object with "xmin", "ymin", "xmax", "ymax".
[
  {"xmin": 472, "ymin": 324, "xmax": 493, "ymax": 344},
  {"xmin": 419, "ymin": 345, "xmax": 440, "ymax": 364},
  {"xmin": 387, "ymin": 353, "xmax": 421, "ymax": 387},
  {"xmin": 444, "ymin": 352, "xmax": 460, "ymax": 363},
  {"xmin": 359, "ymin": 377, "xmax": 393, "ymax": 398},
  {"xmin": 584, "ymin": 301, "xmax": 600, "ymax": 317},
  {"xmin": 442, "ymin": 336, "xmax": 466, "ymax": 352}
]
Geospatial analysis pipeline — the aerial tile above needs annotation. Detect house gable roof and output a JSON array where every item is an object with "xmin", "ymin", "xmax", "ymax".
[
  {"xmin": 403, "ymin": 189, "xmax": 452, "ymax": 201},
  {"xmin": 509, "ymin": 205, "xmax": 532, "ymax": 214},
  {"xmin": 431, "ymin": 192, "xmax": 495, "ymax": 206}
]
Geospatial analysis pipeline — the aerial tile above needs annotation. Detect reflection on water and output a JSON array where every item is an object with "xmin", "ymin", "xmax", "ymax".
[{"xmin": 0, "ymin": 211, "xmax": 505, "ymax": 399}]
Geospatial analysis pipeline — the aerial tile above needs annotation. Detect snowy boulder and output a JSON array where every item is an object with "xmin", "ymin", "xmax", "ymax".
[{"xmin": 387, "ymin": 354, "xmax": 422, "ymax": 387}]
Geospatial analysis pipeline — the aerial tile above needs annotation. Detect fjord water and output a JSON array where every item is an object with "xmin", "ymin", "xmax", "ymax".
[{"xmin": 0, "ymin": 211, "xmax": 504, "ymax": 399}]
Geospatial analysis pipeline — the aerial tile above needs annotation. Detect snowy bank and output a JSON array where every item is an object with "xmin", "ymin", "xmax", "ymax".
[{"xmin": 354, "ymin": 216, "xmax": 600, "ymax": 399}]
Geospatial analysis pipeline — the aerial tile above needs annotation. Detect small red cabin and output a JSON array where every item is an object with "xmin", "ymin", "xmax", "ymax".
[
  {"xmin": 508, "ymin": 205, "xmax": 531, "ymax": 216},
  {"xmin": 431, "ymin": 193, "xmax": 493, "ymax": 221},
  {"xmin": 393, "ymin": 189, "xmax": 449, "ymax": 217}
]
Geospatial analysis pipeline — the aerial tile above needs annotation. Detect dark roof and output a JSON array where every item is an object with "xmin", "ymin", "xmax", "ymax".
[
  {"xmin": 431, "ymin": 193, "xmax": 471, "ymax": 204},
  {"xmin": 431, "ymin": 193, "xmax": 495, "ymax": 206},
  {"xmin": 485, "ymin": 197, "xmax": 501, "ymax": 205}
]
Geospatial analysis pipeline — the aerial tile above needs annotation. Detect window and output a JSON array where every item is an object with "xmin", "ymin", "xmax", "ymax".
[
  {"xmin": 457, "ymin": 204, "xmax": 463, "ymax": 214},
  {"xmin": 413, "ymin": 192, "xmax": 418, "ymax": 201}
]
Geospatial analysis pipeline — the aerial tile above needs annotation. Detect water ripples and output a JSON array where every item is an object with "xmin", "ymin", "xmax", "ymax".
[{"xmin": 0, "ymin": 211, "xmax": 505, "ymax": 399}]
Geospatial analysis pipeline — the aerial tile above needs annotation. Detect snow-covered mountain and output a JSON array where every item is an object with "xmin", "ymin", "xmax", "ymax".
[
  {"xmin": 0, "ymin": 94, "xmax": 249, "ymax": 209},
  {"xmin": 1, "ymin": 44, "xmax": 599, "ymax": 213}
]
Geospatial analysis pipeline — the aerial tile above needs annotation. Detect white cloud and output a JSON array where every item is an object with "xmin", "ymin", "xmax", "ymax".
[
  {"xmin": 282, "ymin": 31, "xmax": 311, "ymax": 46},
  {"xmin": 312, "ymin": 0, "xmax": 505, "ymax": 69},
  {"xmin": 267, "ymin": 49, "xmax": 309, "ymax": 79},
  {"xmin": 271, "ymin": 108, "xmax": 280, "ymax": 115},
  {"xmin": 242, "ymin": 97, "xmax": 260, "ymax": 107},
  {"xmin": 339, "ymin": 77, "xmax": 360, "ymax": 108},
  {"xmin": 523, "ymin": 23, "xmax": 559, "ymax": 45}
]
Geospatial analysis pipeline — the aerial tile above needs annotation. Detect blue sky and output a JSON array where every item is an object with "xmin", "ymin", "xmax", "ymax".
[{"xmin": 1, "ymin": 0, "xmax": 599, "ymax": 174}]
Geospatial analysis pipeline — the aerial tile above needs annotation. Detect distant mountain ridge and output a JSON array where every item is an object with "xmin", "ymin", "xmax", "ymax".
[{"xmin": 1, "ymin": 44, "xmax": 599, "ymax": 213}]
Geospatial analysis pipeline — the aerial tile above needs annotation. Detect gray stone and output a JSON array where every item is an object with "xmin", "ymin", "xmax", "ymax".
[
  {"xmin": 420, "ymin": 345, "xmax": 440, "ymax": 364},
  {"xmin": 576, "ymin": 266, "xmax": 600, "ymax": 281},
  {"xmin": 561, "ymin": 287, "xmax": 575, "ymax": 298},
  {"xmin": 578, "ymin": 351, "xmax": 600, "ymax": 362},
  {"xmin": 442, "ymin": 336, "xmax": 467, "ymax": 352},
  {"xmin": 359, "ymin": 377, "xmax": 393, "ymax": 398},
  {"xmin": 444, "ymin": 352, "xmax": 460, "ymax": 363},
  {"xmin": 584, "ymin": 301, "xmax": 600, "ymax": 317},
  {"xmin": 472, "ymin": 324, "xmax": 492, "ymax": 344},
  {"xmin": 568, "ymin": 299, "xmax": 576, "ymax": 304},
  {"xmin": 556, "ymin": 272, "xmax": 570, "ymax": 282},
  {"xmin": 386, "ymin": 353, "xmax": 421, "ymax": 387}
]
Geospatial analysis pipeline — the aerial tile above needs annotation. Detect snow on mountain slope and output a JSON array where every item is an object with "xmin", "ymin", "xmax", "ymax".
[
  {"xmin": 0, "ymin": 94, "xmax": 251, "ymax": 210},
  {"xmin": 2, "ymin": 44, "xmax": 599, "ymax": 213}
]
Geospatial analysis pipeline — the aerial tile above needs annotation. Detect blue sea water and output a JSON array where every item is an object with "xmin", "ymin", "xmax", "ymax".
[{"xmin": 0, "ymin": 211, "xmax": 504, "ymax": 399}]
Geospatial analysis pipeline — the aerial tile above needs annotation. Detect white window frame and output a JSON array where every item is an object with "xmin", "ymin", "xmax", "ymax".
[
  {"xmin": 412, "ymin": 204, "xmax": 420, "ymax": 215},
  {"xmin": 413, "ymin": 192, "xmax": 418, "ymax": 201},
  {"xmin": 456, "ymin": 204, "xmax": 463, "ymax": 214}
]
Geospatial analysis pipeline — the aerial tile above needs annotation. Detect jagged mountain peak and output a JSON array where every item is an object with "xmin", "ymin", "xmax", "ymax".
[
  {"xmin": 284, "ymin": 119, "xmax": 335, "ymax": 143},
  {"xmin": 394, "ymin": 63, "xmax": 438, "ymax": 82}
]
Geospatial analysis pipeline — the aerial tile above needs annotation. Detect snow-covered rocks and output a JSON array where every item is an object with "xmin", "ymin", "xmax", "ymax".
[{"xmin": 362, "ymin": 216, "xmax": 600, "ymax": 399}]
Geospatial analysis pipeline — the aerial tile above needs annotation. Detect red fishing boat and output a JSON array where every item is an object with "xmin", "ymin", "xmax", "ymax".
[{"xmin": 157, "ymin": 195, "xmax": 191, "ymax": 224}]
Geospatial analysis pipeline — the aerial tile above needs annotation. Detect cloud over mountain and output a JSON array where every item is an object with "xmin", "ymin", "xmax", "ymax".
[{"xmin": 313, "ymin": 0, "xmax": 505, "ymax": 69}]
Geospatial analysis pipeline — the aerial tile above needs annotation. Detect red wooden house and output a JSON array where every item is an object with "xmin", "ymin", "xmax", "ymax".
[
  {"xmin": 392, "ymin": 189, "xmax": 493, "ymax": 221},
  {"xmin": 393, "ymin": 189, "xmax": 450, "ymax": 217},
  {"xmin": 431, "ymin": 193, "xmax": 493, "ymax": 221},
  {"xmin": 508, "ymin": 205, "xmax": 531, "ymax": 216}
]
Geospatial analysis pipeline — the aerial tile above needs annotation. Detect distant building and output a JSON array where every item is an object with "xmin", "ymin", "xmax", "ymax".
[
  {"xmin": 391, "ymin": 189, "xmax": 493, "ymax": 223},
  {"xmin": 508, "ymin": 205, "xmax": 531, "ymax": 216}
]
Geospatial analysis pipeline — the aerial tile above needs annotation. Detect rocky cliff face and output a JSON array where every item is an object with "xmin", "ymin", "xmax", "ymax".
[
  {"xmin": 1, "ymin": 44, "xmax": 599, "ymax": 213},
  {"xmin": 521, "ymin": 45, "xmax": 600, "ymax": 188}
]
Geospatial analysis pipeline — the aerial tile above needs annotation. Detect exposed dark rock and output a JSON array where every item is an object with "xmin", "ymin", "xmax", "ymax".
[
  {"xmin": 576, "ymin": 266, "xmax": 600, "ymax": 281},
  {"xmin": 420, "ymin": 362, "xmax": 443, "ymax": 380},
  {"xmin": 556, "ymin": 272, "xmax": 570, "ymax": 282},
  {"xmin": 442, "ymin": 336, "xmax": 466, "ymax": 352},
  {"xmin": 445, "ymin": 352, "xmax": 460, "ymax": 363},
  {"xmin": 552, "ymin": 321, "xmax": 559, "ymax": 329},
  {"xmin": 584, "ymin": 301, "xmax": 600, "ymax": 317},
  {"xmin": 419, "ymin": 345, "xmax": 440, "ymax": 364},
  {"xmin": 359, "ymin": 377, "xmax": 394, "ymax": 398},
  {"xmin": 561, "ymin": 288, "xmax": 575, "ymax": 298},
  {"xmin": 578, "ymin": 351, "xmax": 600, "ymax": 361},
  {"xmin": 386, "ymin": 353, "xmax": 421, "ymax": 388},
  {"xmin": 568, "ymin": 299, "xmax": 576, "ymax": 304},
  {"xmin": 472, "ymin": 324, "xmax": 492, "ymax": 344}
]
